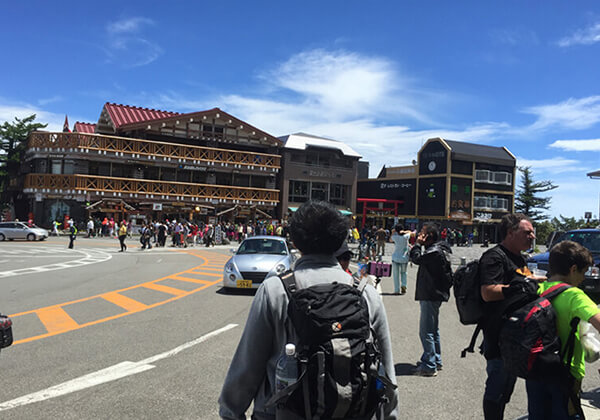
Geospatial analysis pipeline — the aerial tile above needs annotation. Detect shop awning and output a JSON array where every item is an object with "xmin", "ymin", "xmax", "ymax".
[
  {"xmin": 85, "ymin": 199, "xmax": 136, "ymax": 211},
  {"xmin": 288, "ymin": 207, "xmax": 298, "ymax": 212}
]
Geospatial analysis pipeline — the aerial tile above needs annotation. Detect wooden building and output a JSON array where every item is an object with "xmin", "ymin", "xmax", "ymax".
[{"xmin": 20, "ymin": 103, "xmax": 282, "ymax": 225}]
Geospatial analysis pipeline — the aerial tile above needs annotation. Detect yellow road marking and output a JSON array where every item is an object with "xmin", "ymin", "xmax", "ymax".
[
  {"xmin": 37, "ymin": 307, "xmax": 79, "ymax": 333},
  {"xmin": 103, "ymin": 292, "xmax": 148, "ymax": 312},
  {"xmin": 143, "ymin": 283, "xmax": 187, "ymax": 296},
  {"xmin": 189, "ymin": 271, "xmax": 221, "ymax": 277},
  {"xmin": 169, "ymin": 276, "xmax": 211, "ymax": 284},
  {"xmin": 9, "ymin": 250, "xmax": 226, "ymax": 345}
]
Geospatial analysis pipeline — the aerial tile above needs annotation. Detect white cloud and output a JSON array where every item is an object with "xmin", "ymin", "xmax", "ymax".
[
  {"xmin": 0, "ymin": 102, "xmax": 65, "ymax": 132},
  {"xmin": 38, "ymin": 95, "xmax": 63, "ymax": 106},
  {"xmin": 515, "ymin": 156, "xmax": 581, "ymax": 174},
  {"xmin": 557, "ymin": 22, "xmax": 600, "ymax": 47},
  {"xmin": 549, "ymin": 139, "xmax": 600, "ymax": 152},
  {"xmin": 104, "ymin": 17, "xmax": 162, "ymax": 68},
  {"xmin": 522, "ymin": 96, "xmax": 600, "ymax": 131},
  {"xmin": 106, "ymin": 17, "xmax": 154, "ymax": 35},
  {"xmin": 489, "ymin": 28, "xmax": 539, "ymax": 46}
]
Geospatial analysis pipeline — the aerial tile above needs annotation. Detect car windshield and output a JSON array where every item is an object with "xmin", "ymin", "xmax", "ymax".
[
  {"xmin": 237, "ymin": 239, "xmax": 287, "ymax": 255},
  {"xmin": 558, "ymin": 231, "xmax": 600, "ymax": 253}
]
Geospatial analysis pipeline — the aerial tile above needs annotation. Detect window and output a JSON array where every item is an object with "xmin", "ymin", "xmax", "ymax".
[
  {"xmin": 473, "ymin": 195, "xmax": 509, "ymax": 210},
  {"xmin": 475, "ymin": 170, "xmax": 491, "ymax": 183},
  {"xmin": 51, "ymin": 160, "xmax": 62, "ymax": 174},
  {"xmin": 330, "ymin": 184, "xmax": 347, "ymax": 206},
  {"xmin": 311, "ymin": 182, "xmax": 329, "ymax": 201},
  {"xmin": 289, "ymin": 180, "xmax": 309, "ymax": 203},
  {"xmin": 476, "ymin": 169, "xmax": 512, "ymax": 185}
]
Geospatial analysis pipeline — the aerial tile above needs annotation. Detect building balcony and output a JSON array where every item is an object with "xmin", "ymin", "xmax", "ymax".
[
  {"xmin": 27, "ymin": 131, "xmax": 281, "ymax": 172},
  {"xmin": 23, "ymin": 174, "xmax": 279, "ymax": 206}
]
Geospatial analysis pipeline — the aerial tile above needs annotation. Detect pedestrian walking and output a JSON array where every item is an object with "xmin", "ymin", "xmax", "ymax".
[
  {"xmin": 118, "ymin": 221, "xmax": 127, "ymax": 252},
  {"xmin": 219, "ymin": 201, "xmax": 398, "ymax": 420},
  {"xmin": 68, "ymin": 223, "xmax": 77, "ymax": 249},
  {"xmin": 409, "ymin": 222, "xmax": 453, "ymax": 377},
  {"xmin": 52, "ymin": 220, "xmax": 60, "ymax": 236},
  {"xmin": 375, "ymin": 226, "xmax": 387, "ymax": 256},
  {"xmin": 391, "ymin": 224, "xmax": 411, "ymax": 295},
  {"xmin": 86, "ymin": 219, "xmax": 94, "ymax": 238},
  {"xmin": 479, "ymin": 213, "xmax": 541, "ymax": 419}
]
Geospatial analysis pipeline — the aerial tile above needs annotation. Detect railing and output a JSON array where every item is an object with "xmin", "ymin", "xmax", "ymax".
[
  {"xmin": 27, "ymin": 132, "xmax": 281, "ymax": 170},
  {"xmin": 23, "ymin": 174, "xmax": 279, "ymax": 205}
]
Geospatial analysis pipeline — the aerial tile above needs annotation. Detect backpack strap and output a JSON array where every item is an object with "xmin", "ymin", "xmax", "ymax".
[
  {"xmin": 279, "ymin": 271, "xmax": 297, "ymax": 298},
  {"xmin": 562, "ymin": 316, "xmax": 584, "ymax": 418},
  {"xmin": 461, "ymin": 324, "xmax": 482, "ymax": 358},
  {"xmin": 540, "ymin": 283, "xmax": 571, "ymax": 300}
]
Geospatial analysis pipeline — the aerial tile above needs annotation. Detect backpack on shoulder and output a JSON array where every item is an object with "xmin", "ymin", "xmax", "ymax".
[
  {"xmin": 499, "ymin": 283, "xmax": 580, "ymax": 381},
  {"xmin": 267, "ymin": 272, "xmax": 396, "ymax": 420},
  {"xmin": 454, "ymin": 260, "xmax": 484, "ymax": 326}
]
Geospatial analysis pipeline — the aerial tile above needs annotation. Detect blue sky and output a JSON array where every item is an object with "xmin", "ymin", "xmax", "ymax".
[{"xmin": 2, "ymin": 1, "xmax": 600, "ymax": 219}]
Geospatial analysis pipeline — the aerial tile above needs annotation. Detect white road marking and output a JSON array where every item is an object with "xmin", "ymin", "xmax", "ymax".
[
  {"xmin": 0, "ymin": 249, "xmax": 112, "ymax": 278},
  {"xmin": 0, "ymin": 323, "xmax": 238, "ymax": 411}
]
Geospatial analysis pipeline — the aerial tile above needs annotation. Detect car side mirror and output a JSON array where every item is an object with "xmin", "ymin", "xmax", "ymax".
[{"xmin": 230, "ymin": 248, "xmax": 237, "ymax": 254}]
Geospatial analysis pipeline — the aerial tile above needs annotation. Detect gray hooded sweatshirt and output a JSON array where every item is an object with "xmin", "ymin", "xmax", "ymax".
[{"xmin": 218, "ymin": 254, "xmax": 399, "ymax": 420}]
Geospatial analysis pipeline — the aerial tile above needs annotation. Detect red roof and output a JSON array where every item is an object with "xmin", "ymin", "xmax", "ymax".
[
  {"xmin": 74, "ymin": 122, "xmax": 96, "ymax": 133},
  {"xmin": 104, "ymin": 102, "xmax": 180, "ymax": 129}
]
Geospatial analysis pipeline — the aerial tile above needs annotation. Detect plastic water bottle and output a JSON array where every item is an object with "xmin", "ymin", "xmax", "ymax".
[{"xmin": 275, "ymin": 343, "xmax": 298, "ymax": 391}]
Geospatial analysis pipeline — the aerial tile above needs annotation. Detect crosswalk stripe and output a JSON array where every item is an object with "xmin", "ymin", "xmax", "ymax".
[
  {"xmin": 169, "ymin": 276, "xmax": 212, "ymax": 284},
  {"xmin": 143, "ymin": 283, "xmax": 187, "ymax": 296},
  {"xmin": 37, "ymin": 307, "xmax": 79, "ymax": 333},
  {"xmin": 188, "ymin": 271, "xmax": 221, "ymax": 277},
  {"xmin": 103, "ymin": 292, "xmax": 148, "ymax": 312}
]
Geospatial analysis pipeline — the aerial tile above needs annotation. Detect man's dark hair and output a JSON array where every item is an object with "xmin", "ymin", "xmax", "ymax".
[
  {"xmin": 499, "ymin": 213, "xmax": 531, "ymax": 241},
  {"xmin": 549, "ymin": 240, "xmax": 593, "ymax": 276},
  {"xmin": 422, "ymin": 222, "xmax": 439, "ymax": 243},
  {"xmin": 394, "ymin": 224, "xmax": 404, "ymax": 233},
  {"xmin": 289, "ymin": 200, "xmax": 348, "ymax": 254}
]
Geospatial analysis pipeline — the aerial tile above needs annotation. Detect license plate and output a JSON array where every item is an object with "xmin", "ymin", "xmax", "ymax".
[{"xmin": 237, "ymin": 280, "xmax": 253, "ymax": 288}]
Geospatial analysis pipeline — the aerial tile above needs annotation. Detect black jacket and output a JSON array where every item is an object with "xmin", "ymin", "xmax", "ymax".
[{"xmin": 410, "ymin": 241, "xmax": 452, "ymax": 301}]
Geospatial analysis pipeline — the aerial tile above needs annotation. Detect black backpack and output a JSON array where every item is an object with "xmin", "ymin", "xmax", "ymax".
[
  {"xmin": 453, "ymin": 260, "xmax": 484, "ymax": 326},
  {"xmin": 499, "ymin": 283, "xmax": 580, "ymax": 381},
  {"xmin": 266, "ymin": 272, "xmax": 396, "ymax": 420}
]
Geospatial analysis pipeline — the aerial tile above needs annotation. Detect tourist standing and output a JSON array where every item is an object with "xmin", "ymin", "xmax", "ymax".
[
  {"xmin": 391, "ymin": 224, "xmax": 411, "ymax": 295},
  {"xmin": 118, "ymin": 221, "xmax": 127, "ymax": 252}
]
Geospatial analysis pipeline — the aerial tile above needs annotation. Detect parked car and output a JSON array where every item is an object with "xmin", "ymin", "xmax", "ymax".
[
  {"xmin": 222, "ymin": 236, "xmax": 299, "ymax": 290},
  {"xmin": 0, "ymin": 222, "xmax": 49, "ymax": 241},
  {"xmin": 527, "ymin": 228, "xmax": 600, "ymax": 296}
]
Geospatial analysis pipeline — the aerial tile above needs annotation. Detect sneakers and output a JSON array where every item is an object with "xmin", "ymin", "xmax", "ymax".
[
  {"xmin": 401, "ymin": 286, "xmax": 407, "ymax": 295},
  {"xmin": 416, "ymin": 361, "xmax": 443, "ymax": 371},
  {"xmin": 413, "ymin": 366, "xmax": 438, "ymax": 377}
]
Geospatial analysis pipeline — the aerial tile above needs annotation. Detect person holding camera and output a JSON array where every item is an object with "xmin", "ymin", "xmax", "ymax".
[{"xmin": 409, "ymin": 222, "xmax": 453, "ymax": 377}]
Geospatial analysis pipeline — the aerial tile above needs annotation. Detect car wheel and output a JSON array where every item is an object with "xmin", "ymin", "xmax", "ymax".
[
  {"xmin": 27, "ymin": 233, "xmax": 35, "ymax": 241},
  {"xmin": 0, "ymin": 233, "xmax": 5, "ymax": 241}
]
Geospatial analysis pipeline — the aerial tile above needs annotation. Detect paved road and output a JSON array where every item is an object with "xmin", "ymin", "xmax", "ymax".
[{"xmin": 1, "ymin": 237, "xmax": 599, "ymax": 419}]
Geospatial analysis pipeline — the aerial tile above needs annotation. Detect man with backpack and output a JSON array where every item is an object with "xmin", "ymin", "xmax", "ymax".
[
  {"xmin": 219, "ymin": 200, "xmax": 398, "ymax": 420},
  {"xmin": 409, "ymin": 222, "xmax": 453, "ymax": 377},
  {"xmin": 524, "ymin": 240, "xmax": 599, "ymax": 419},
  {"xmin": 479, "ymin": 213, "xmax": 539, "ymax": 420}
]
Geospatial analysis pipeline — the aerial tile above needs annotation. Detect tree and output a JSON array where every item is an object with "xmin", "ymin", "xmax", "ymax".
[
  {"xmin": 514, "ymin": 166, "xmax": 558, "ymax": 222},
  {"xmin": 0, "ymin": 114, "xmax": 47, "ymax": 208}
]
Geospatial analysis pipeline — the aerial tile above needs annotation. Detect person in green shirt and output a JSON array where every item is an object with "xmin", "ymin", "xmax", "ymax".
[{"xmin": 526, "ymin": 240, "xmax": 599, "ymax": 420}]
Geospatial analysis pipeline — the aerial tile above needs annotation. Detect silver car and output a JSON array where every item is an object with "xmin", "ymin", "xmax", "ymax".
[
  {"xmin": 0, "ymin": 222, "xmax": 49, "ymax": 241},
  {"xmin": 223, "ymin": 236, "xmax": 298, "ymax": 290}
]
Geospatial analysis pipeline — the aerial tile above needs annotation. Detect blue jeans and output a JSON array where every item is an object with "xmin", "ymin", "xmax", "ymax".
[
  {"xmin": 484, "ymin": 358, "xmax": 517, "ymax": 405},
  {"xmin": 418, "ymin": 300, "xmax": 442, "ymax": 371},
  {"xmin": 526, "ymin": 379, "xmax": 581, "ymax": 420},
  {"xmin": 392, "ymin": 262, "xmax": 407, "ymax": 293}
]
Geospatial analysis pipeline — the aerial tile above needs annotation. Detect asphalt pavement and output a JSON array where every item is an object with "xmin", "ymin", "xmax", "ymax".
[{"xmin": 1, "ymin": 236, "xmax": 600, "ymax": 419}]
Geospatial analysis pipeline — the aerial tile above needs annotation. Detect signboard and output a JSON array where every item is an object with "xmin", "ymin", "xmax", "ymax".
[
  {"xmin": 449, "ymin": 177, "xmax": 471, "ymax": 220},
  {"xmin": 417, "ymin": 177, "xmax": 446, "ymax": 216},
  {"xmin": 153, "ymin": 203, "xmax": 163, "ymax": 211},
  {"xmin": 585, "ymin": 211, "xmax": 592, "ymax": 219}
]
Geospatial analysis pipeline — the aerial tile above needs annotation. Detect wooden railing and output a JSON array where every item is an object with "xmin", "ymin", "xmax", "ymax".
[
  {"xmin": 27, "ymin": 132, "xmax": 281, "ymax": 170},
  {"xmin": 23, "ymin": 174, "xmax": 279, "ymax": 205}
]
